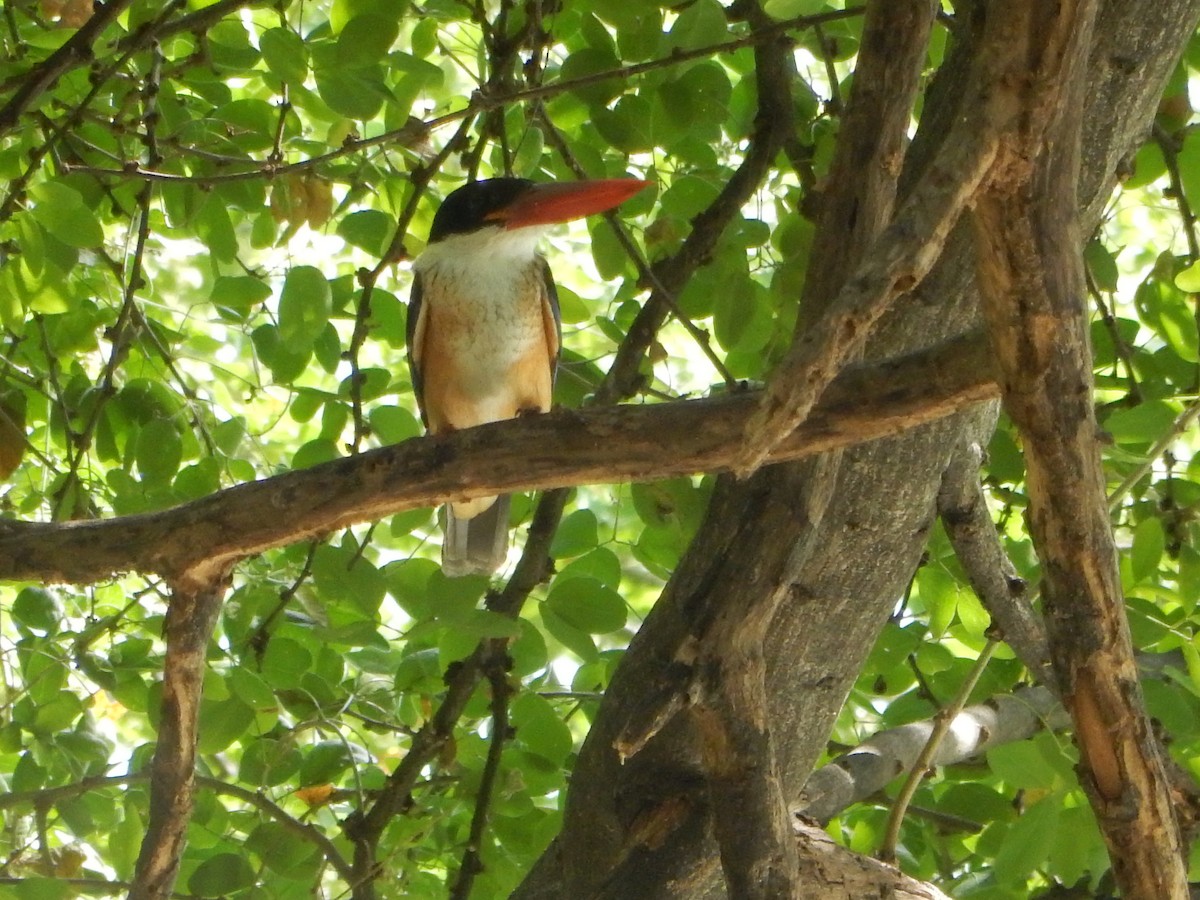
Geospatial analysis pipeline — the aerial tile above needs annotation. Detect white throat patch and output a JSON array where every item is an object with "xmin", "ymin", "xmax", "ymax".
[{"xmin": 414, "ymin": 225, "xmax": 548, "ymax": 273}]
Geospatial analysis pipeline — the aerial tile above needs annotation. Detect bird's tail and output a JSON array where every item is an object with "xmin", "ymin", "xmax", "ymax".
[{"xmin": 441, "ymin": 495, "xmax": 510, "ymax": 578}]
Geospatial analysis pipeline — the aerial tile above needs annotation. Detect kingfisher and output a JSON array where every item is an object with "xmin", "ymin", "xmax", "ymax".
[{"xmin": 406, "ymin": 177, "xmax": 651, "ymax": 577}]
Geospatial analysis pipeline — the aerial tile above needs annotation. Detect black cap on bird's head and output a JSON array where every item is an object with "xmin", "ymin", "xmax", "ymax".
[{"xmin": 428, "ymin": 176, "xmax": 653, "ymax": 243}]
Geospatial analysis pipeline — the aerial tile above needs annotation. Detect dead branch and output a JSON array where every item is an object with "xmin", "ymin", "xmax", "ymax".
[
  {"xmin": 970, "ymin": 2, "xmax": 1190, "ymax": 897},
  {"xmin": 796, "ymin": 683, "xmax": 1067, "ymax": 824},
  {"xmin": 794, "ymin": 820, "xmax": 952, "ymax": 900}
]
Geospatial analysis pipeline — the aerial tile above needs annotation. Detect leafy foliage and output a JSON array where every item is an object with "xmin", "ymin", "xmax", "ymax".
[{"xmin": 0, "ymin": 1, "xmax": 1197, "ymax": 898}]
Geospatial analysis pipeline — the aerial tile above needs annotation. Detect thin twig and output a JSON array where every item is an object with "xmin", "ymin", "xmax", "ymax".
[
  {"xmin": 52, "ymin": 38, "xmax": 166, "ymax": 519},
  {"xmin": 877, "ymin": 639, "xmax": 998, "ymax": 863},
  {"xmin": 448, "ymin": 662, "xmax": 512, "ymax": 900},
  {"xmin": 1153, "ymin": 123, "xmax": 1200, "ymax": 261},
  {"xmin": 346, "ymin": 114, "xmax": 476, "ymax": 452},
  {"xmin": 0, "ymin": 0, "xmax": 136, "ymax": 133},
  {"xmin": 1084, "ymin": 258, "xmax": 1141, "ymax": 406},
  {"xmin": 0, "ymin": 0, "xmax": 187, "ymax": 225},
  {"xmin": 246, "ymin": 540, "xmax": 320, "ymax": 661},
  {"xmin": 535, "ymin": 108, "xmax": 739, "ymax": 392},
  {"xmin": 62, "ymin": 8, "xmax": 864, "ymax": 190},
  {"xmin": 1107, "ymin": 396, "xmax": 1200, "ymax": 510}
]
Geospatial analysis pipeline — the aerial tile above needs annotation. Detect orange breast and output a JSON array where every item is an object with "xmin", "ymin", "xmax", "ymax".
[{"xmin": 417, "ymin": 266, "xmax": 554, "ymax": 436}]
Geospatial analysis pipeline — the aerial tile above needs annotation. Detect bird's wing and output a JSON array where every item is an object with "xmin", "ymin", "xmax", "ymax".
[
  {"xmin": 539, "ymin": 257, "xmax": 562, "ymax": 384},
  {"xmin": 406, "ymin": 270, "xmax": 429, "ymax": 427}
]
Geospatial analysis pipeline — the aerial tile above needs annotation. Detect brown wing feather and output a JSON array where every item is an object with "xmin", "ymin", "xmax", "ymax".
[{"xmin": 406, "ymin": 271, "xmax": 430, "ymax": 427}]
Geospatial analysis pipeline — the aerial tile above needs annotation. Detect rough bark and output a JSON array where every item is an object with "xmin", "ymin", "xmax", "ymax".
[
  {"xmin": 128, "ymin": 576, "xmax": 229, "ymax": 900},
  {"xmin": 0, "ymin": 331, "xmax": 996, "ymax": 586},
  {"xmin": 938, "ymin": 442, "xmax": 1057, "ymax": 690},
  {"xmin": 792, "ymin": 821, "xmax": 952, "ymax": 900},
  {"xmin": 738, "ymin": 0, "xmax": 1027, "ymax": 472},
  {"xmin": 514, "ymin": 1, "xmax": 1200, "ymax": 897},
  {"xmin": 972, "ymin": 2, "xmax": 1189, "ymax": 896}
]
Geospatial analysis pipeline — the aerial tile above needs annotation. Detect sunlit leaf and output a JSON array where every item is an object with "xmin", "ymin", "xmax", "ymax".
[
  {"xmin": 29, "ymin": 181, "xmax": 103, "ymax": 248},
  {"xmin": 279, "ymin": 265, "xmax": 333, "ymax": 352},
  {"xmin": 188, "ymin": 853, "xmax": 257, "ymax": 896}
]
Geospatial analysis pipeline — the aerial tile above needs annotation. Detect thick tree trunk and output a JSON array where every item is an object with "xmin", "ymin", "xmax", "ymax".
[{"xmin": 513, "ymin": 1, "xmax": 1200, "ymax": 896}]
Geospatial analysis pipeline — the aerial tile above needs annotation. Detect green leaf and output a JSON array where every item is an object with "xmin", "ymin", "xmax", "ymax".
[
  {"xmin": 211, "ymin": 275, "xmax": 271, "ymax": 311},
  {"xmin": 332, "ymin": 0, "xmax": 408, "ymax": 32},
  {"xmin": 411, "ymin": 17, "xmax": 438, "ymax": 58},
  {"xmin": 1046, "ymin": 802, "xmax": 1106, "ymax": 886},
  {"xmin": 9, "ymin": 876, "xmax": 72, "ymax": 900},
  {"xmin": 32, "ymin": 692, "xmax": 82, "ymax": 733},
  {"xmin": 313, "ymin": 543, "xmax": 387, "ymax": 615},
  {"xmin": 545, "ymin": 577, "xmax": 626, "ymax": 634},
  {"xmin": 188, "ymin": 852, "xmax": 258, "ymax": 896},
  {"xmin": 260, "ymin": 27, "xmax": 308, "ymax": 84},
  {"xmin": 196, "ymin": 195, "xmax": 238, "ymax": 262},
  {"xmin": 337, "ymin": 14, "xmax": 400, "ymax": 64},
  {"xmin": 918, "ymin": 567, "xmax": 958, "ymax": 640},
  {"xmin": 315, "ymin": 61, "xmax": 389, "ymax": 120},
  {"xmin": 12, "ymin": 751, "xmax": 46, "ymax": 793},
  {"xmin": 668, "ymin": 0, "xmax": 729, "ymax": 50},
  {"xmin": 594, "ymin": 94, "xmax": 655, "ymax": 153},
  {"xmin": 589, "ymin": 221, "xmax": 627, "ymax": 280},
  {"xmin": 369, "ymin": 405, "xmax": 421, "ymax": 443},
  {"xmin": 1085, "ymin": 239, "xmax": 1120, "ymax": 292},
  {"xmin": 299, "ymin": 739, "xmax": 367, "ymax": 785},
  {"xmin": 764, "ymin": 0, "xmax": 828, "ymax": 17},
  {"xmin": 510, "ymin": 693, "xmax": 573, "ymax": 765},
  {"xmin": 553, "ymin": 285, "xmax": 590, "ymax": 325},
  {"xmin": 109, "ymin": 805, "xmax": 142, "ymax": 879},
  {"xmin": 987, "ymin": 740, "xmax": 1061, "ymax": 791},
  {"xmin": 540, "ymin": 603, "xmax": 597, "ymax": 661},
  {"xmin": 197, "ymin": 696, "xmax": 254, "ymax": 753},
  {"xmin": 510, "ymin": 617, "xmax": 549, "ymax": 676},
  {"xmin": 559, "ymin": 48, "xmax": 623, "ymax": 107},
  {"xmin": 991, "ymin": 796, "xmax": 1061, "ymax": 885},
  {"xmin": 29, "ymin": 181, "xmax": 103, "ymax": 248},
  {"xmin": 12, "ymin": 587, "xmax": 62, "ymax": 633},
  {"xmin": 714, "ymin": 279, "xmax": 773, "ymax": 353},
  {"xmin": 1124, "ymin": 140, "xmax": 1166, "ymax": 189},
  {"xmin": 551, "ymin": 509, "xmax": 600, "ymax": 559},
  {"xmin": 512, "ymin": 124, "xmax": 545, "ymax": 177},
  {"xmin": 208, "ymin": 20, "xmax": 260, "ymax": 71},
  {"xmin": 1131, "ymin": 517, "xmax": 1166, "ymax": 583},
  {"xmin": 1104, "ymin": 400, "xmax": 1178, "ymax": 446},
  {"xmin": 248, "ymin": 822, "xmax": 319, "ymax": 872},
  {"xmin": 259, "ymin": 636, "xmax": 313, "ymax": 688},
  {"xmin": 278, "ymin": 265, "xmax": 332, "ymax": 352},
  {"xmin": 556, "ymin": 547, "xmax": 623, "ymax": 590},
  {"xmin": 337, "ymin": 209, "xmax": 394, "ymax": 255},
  {"xmin": 136, "ymin": 418, "xmax": 183, "ymax": 484}
]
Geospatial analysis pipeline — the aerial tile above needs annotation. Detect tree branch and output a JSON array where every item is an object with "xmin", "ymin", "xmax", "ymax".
[
  {"xmin": 0, "ymin": 331, "xmax": 997, "ymax": 588},
  {"xmin": 938, "ymin": 443, "xmax": 1056, "ymax": 689},
  {"xmin": 595, "ymin": 1, "xmax": 802, "ymax": 405},
  {"xmin": 971, "ymin": 2, "xmax": 1190, "ymax": 897},
  {"xmin": 793, "ymin": 820, "xmax": 953, "ymax": 900},
  {"xmin": 736, "ymin": 0, "xmax": 1035, "ymax": 474},
  {"xmin": 344, "ymin": 491, "xmax": 567, "ymax": 896},
  {"xmin": 796, "ymin": 683, "xmax": 1068, "ymax": 824},
  {"xmin": 448, "ymin": 662, "xmax": 512, "ymax": 900},
  {"xmin": 128, "ymin": 577, "xmax": 230, "ymax": 900},
  {"xmin": 0, "ymin": 0, "xmax": 134, "ymax": 135},
  {"xmin": 878, "ymin": 639, "xmax": 998, "ymax": 862}
]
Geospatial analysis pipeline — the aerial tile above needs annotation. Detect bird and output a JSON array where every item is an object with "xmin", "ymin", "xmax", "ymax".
[{"xmin": 406, "ymin": 176, "xmax": 652, "ymax": 577}]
